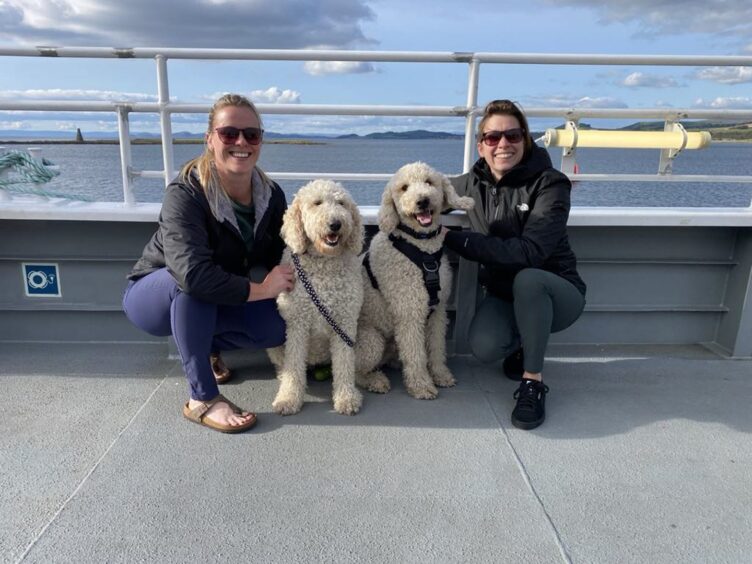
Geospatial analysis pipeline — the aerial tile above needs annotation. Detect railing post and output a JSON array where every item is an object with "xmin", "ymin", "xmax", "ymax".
[
  {"xmin": 155, "ymin": 55, "xmax": 175, "ymax": 187},
  {"xmin": 462, "ymin": 58, "xmax": 480, "ymax": 173},
  {"xmin": 116, "ymin": 105, "xmax": 136, "ymax": 205},
  {"xmin": 454, "ymin": 57, "xmax": 481, "ymax": 354}
]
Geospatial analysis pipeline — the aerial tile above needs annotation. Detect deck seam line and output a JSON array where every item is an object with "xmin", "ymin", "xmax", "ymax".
[
  {"xmin": 483, "ymin": 392, "xmax": 574, "ymax": 564},
  {"xmin": 15, "ymin": 373, "xmax": 171, "ymax": 564}
]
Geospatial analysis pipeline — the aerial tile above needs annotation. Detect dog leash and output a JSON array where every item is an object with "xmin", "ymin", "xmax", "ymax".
[{"xmin": 291, "ymin": 253, "xmax": 355, "ymax": 348}]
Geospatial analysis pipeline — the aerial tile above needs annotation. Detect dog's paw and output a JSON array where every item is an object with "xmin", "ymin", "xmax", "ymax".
[
  {"xmin": 432, "ymin": 367, "xmax": 456, "ymax": 388},
  {"xmin": 272, "ymin": 394, "xmax": 303, "ymax": 416},
  {"xmin": 357, "ymin": 370, "xmax": 391, "ymax": 393},
  {"xmin": 333, "ymin": 389, "xmax": 362, "ymax": 415},
  {"xmin": 406, "ymin": 383, "xmax": 439, "ymax": 400},
  {"xmin": 367, "ymin": 371, "xmax": 391, "ymax": 394}
]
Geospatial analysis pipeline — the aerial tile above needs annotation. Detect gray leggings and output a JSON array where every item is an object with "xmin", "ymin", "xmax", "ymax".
[{"xmin": 468, "ymin": 268, "xmax": 585, "ymax": 374}]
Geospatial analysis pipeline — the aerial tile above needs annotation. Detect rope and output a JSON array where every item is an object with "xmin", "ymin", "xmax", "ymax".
[
  {"xmin": 0, "ymin": 150, "xmax": 60, "ymax": 186},
  {"xmin": 0, "ymin": 149, "xmax": 90, "ymax": 201}
]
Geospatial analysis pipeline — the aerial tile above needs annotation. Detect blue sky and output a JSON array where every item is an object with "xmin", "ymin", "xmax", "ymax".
[{"xmin": 0, "ymin": 0, "xmax": 751, "ymax": 135}]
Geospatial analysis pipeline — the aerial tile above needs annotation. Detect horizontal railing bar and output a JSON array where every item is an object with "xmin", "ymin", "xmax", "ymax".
[
  {"xmin": 176, "ymin": 103, "xmax": 467, "ymax": 116},
  {"xmin": 135, "ymin": 171, "xmax": 395, "ymax": 182},
  {"xmin": 522, "ymin": 108, "xmax": 752, "ymax": 120},
  {"xmin": 474, "ymin": 53, "xmax": 752, "ymax": 67},
  {"xmin": 0, "ymin": 46, "xmax": 471, "ymax": 62},
  {"xmin": 1, "ymin": 46, "xmax": 751, "ymax": 67},
  {"xmin": 134, "ymin": 170, "xmax": 752, "ymax": 184},
  {"xmin": 4, "ymin": 102, "xmax": 752, "ymax": 125},
  {"xmin": 4, "ymin": 100, "xmax": 752, "ymax": 122},
  {"xmin": 267, "ymin": 172, "xmax": 392, "ymax": 181},
  {"xmin": 571, "ymin": 174, "xmax": 752, "ymax": 183}
]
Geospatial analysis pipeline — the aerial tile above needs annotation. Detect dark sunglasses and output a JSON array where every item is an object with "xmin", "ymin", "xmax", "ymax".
[
  {"xmin": 480, "ymin": 128, "xmax": 525, "ymax": 146},
  {"xmin": 214, "ymin": 126, "xmax": 264, "ymax": 145}
]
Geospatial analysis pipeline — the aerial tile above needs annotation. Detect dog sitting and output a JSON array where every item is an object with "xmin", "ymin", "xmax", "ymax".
[
  {"xmin": 356, "ymin": 162, "xmax": 474, "ymax": 399},
  {"xmin": 269, "ymin": 180, "xmax": 365, "ymax": 415}
]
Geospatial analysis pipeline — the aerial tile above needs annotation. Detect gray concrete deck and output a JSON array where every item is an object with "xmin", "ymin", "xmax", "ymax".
[{"xmin": 3, "ymin": 342, "xmax": 751, "ymax": 564}]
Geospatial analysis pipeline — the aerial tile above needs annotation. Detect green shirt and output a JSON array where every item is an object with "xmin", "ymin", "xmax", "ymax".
[{"xmin": 230, "ymin": 199, "xmax": 256, "ymax": 255}]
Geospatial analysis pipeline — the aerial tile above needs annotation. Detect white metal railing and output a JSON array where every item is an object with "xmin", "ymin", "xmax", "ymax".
[{"xmin": 0, "ymin": 47, "xmax": 751, "ymax": 207}]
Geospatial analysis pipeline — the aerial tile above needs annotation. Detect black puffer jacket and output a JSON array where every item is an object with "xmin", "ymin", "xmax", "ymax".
[
  {"xmin": 128, "ymin": 171, "xmax": 286, "ymax": 305},
  {"xmin": 445, "ymin": 144, "xmax": 585, "ymax": 300}
]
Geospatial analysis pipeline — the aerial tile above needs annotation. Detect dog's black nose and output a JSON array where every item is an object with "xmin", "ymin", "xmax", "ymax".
[
  {"xmin": 417, "ymin": 197, "xmax": 430, "ymax": 210},
  {"xmin": 329, "ymin": 220, "xmax": 342, "ymax": 232}
]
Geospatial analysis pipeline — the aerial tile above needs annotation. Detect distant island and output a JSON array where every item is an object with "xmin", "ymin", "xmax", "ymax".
[
  {"xmin": 1, "ymin": 122, "xmax": 751, "ymax": 143},
  {"xmin": 336, "ymin": 129, "xmax": 462, "ymax": 140}
]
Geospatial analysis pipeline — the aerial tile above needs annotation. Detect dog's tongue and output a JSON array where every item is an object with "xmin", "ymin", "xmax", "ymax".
[{"xmin": 416, "ymin": 211, "xmax": 432, "ymax": 226}]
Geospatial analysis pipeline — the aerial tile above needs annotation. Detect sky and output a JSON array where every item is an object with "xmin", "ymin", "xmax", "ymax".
[{"xmin": 0, "ymin": 0, "xmax": 751, "ymax": 135}]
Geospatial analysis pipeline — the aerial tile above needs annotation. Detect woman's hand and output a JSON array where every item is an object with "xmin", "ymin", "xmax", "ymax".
[{"xmin": 248, "ymin": 265, "xmax": 295, "ymax": 301}]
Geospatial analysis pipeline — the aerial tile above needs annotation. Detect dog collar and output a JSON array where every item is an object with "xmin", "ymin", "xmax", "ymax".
[{"xmin": 396, "ymin": 222, "xmax": 440, "ymax": 240}]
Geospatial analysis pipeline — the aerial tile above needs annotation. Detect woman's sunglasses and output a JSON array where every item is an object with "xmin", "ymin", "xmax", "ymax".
[
  {"xmin": 214, "ymin": 126, "xmax": 264, "ymax": 145},
  {"xmin": 480, "ymin": 128, "xmax": 525, "ymax": 146}
]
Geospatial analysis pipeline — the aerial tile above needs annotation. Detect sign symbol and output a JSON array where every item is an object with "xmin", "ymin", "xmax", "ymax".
[
  {"xmin": 27, "ymin": 270, "xmax": 53, "ymax": 289},
  {"xmin": 22, "ymin": 263, "xmax": 61, "ymax": 297}
]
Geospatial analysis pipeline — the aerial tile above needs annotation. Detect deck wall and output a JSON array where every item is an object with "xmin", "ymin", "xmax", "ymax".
[{"xmin": 1, "ymin": 218, "xmax": 751, "ymax": 357}]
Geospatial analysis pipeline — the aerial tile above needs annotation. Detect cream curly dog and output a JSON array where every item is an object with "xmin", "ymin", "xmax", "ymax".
[
  {"xmin": 356, "ymin": 162, "xmax": 474, "ymax": 399},
  {"xmin": 269, "ymin": 179, "xmax": 365, "ymax": 415}
]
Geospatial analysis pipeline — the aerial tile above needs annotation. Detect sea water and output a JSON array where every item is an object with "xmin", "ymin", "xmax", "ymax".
[{"xmin": 7, "ymin": 138, "xmax": 752, "ymax": 207}]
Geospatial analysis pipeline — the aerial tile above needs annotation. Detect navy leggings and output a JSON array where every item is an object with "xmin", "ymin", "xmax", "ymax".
[
  {"xmin": 122, "ymin": 268, "xmax": 285, "ymax": 401},
  {"xmin": 468, "ymin": 268, "xmax": 585, "ymax": 374}
]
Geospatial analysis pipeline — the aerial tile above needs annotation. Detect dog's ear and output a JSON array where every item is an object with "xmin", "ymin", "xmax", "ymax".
[
  {"xmin": 377, "ymin": 182, "xmax": 400, "ymax": 233},
  {"xmin": 441, "ymin": 175, "xmax": 475, "ymax": 212},
  {"xmin": 343, "ymin": 194, "xmax": 364, "ymax": 255},
  {"xmin": 281, "ymin": 194, "xmax": 308, "ymax": 254}
]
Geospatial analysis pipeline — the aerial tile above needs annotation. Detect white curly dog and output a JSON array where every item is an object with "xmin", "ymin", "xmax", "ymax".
[
  {"xmin": 269, "ymin": 180, "xmax": 365, "ymax": 415},
  {"xmin": 356, "ymin": 162, "xmax": 475, "ymax": 399}
]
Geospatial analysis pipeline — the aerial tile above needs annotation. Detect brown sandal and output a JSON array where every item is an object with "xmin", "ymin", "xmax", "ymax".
[
  {"xmin": 182, "ymin": 394, "xmax": 257, "ymax": 433},
  {"xmin": 210, "ymin": 353, "xmax": 232, "ymax": 384}
]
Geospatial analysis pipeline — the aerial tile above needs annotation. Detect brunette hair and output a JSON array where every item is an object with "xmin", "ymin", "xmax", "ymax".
[
  {"xmin": 179, "ymin": 93, "xmax": 271, "ymax": 190},
  {"xmin": 476, "ymin": 99, "xmax": 533, "ymax": 157}
]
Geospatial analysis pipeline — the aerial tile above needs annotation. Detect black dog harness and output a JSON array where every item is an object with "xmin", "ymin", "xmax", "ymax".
[{"xmin": 363, "ymin": 223, "xmax": 443, "ymax": 311}]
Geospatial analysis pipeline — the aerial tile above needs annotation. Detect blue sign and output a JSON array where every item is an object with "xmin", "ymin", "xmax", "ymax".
[{"xmin": 22, "ymin": 263, "xmax": 61, "ymax": 297}]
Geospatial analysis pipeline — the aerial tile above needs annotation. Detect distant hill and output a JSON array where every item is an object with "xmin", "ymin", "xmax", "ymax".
[
  {"xmin": 619, "ymin": 120, "xmax": 752, "ymax": 141},
  {"xmin": 338, "ymin": 130, "xmax": 462, "ymax": 140}
]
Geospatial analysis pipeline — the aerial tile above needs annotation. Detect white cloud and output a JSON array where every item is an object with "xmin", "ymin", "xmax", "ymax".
[
  {"xmin": 622, "ymin": 72, "xmax": 679, "ymax": 88},
  {"xmin": 694, "ymin": 67, "xmax": 752, "ymax": 85},
  {"xmin": 250, "ymin": 87, "xmax": 301, "ymax": 104},
  {"xmin": 303, "ymin": 61, "xmax": 376, "ymax": 76},
  {"xmin": 203, "ymin": 88, "xmax": 302, "ymax": 104},
  {"xmin": 0, "ymin": 0, "xmax": 376, "ymax": 48},
  {"xmin": 0, "ymin": 121, "xmax": 26, "ymax": 129},
  {"xmin": 526, "ymin": 95, "xmax": 629, "ymax": 109},
  {"xmin": 542, "ymin": 0, "xmax": 752, "ymax": 39},
  {"xmin": 0, "ymin": 89, "xmax": 158, "ymax": 101},
  {"xmin": 694, "ymin": 97, "xmax": 752, "ymax": 109}
]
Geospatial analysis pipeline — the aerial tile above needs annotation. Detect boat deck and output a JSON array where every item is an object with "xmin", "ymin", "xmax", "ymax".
[{"xmin": 4, "ymin": 343, "xmax": 751, "ymax": 563}]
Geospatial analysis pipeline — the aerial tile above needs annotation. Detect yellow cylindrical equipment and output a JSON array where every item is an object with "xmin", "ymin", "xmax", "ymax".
[{"xmin": 544, "ymin": 128, "xmax": 711, "ymax": 150}]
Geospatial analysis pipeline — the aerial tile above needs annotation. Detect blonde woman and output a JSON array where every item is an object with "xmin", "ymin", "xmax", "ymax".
[{"xmin": 123, "ymin": 94, "xmax": 293, "ymax": 433}]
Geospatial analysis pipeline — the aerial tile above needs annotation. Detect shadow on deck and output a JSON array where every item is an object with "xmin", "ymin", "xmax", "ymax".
[{"xmin": 3, "ymin": 343, "xmax": 751, "ymax": 563}]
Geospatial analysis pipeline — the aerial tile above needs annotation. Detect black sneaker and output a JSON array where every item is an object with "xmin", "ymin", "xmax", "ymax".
[
  {"xmin": 502, "ymin": 347, "xmax": 524, "ymax": 381},
  {"xmin": 511, "ymin": 379, "xmax": 549, "ymax": 430}
]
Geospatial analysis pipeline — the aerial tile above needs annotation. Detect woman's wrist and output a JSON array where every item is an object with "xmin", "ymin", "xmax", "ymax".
[{"xmin": 247, "ymin": 281, "xmax": 267, "ymax": 302}]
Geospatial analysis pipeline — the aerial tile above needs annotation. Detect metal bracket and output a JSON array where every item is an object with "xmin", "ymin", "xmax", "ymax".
[
  {"xmin": 658, "ymin": 122, "xmax": 688, "ymax": 175},
  {"xmin": 560, "ymin": 119, "xmax": 579, "ymax": 175}
]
